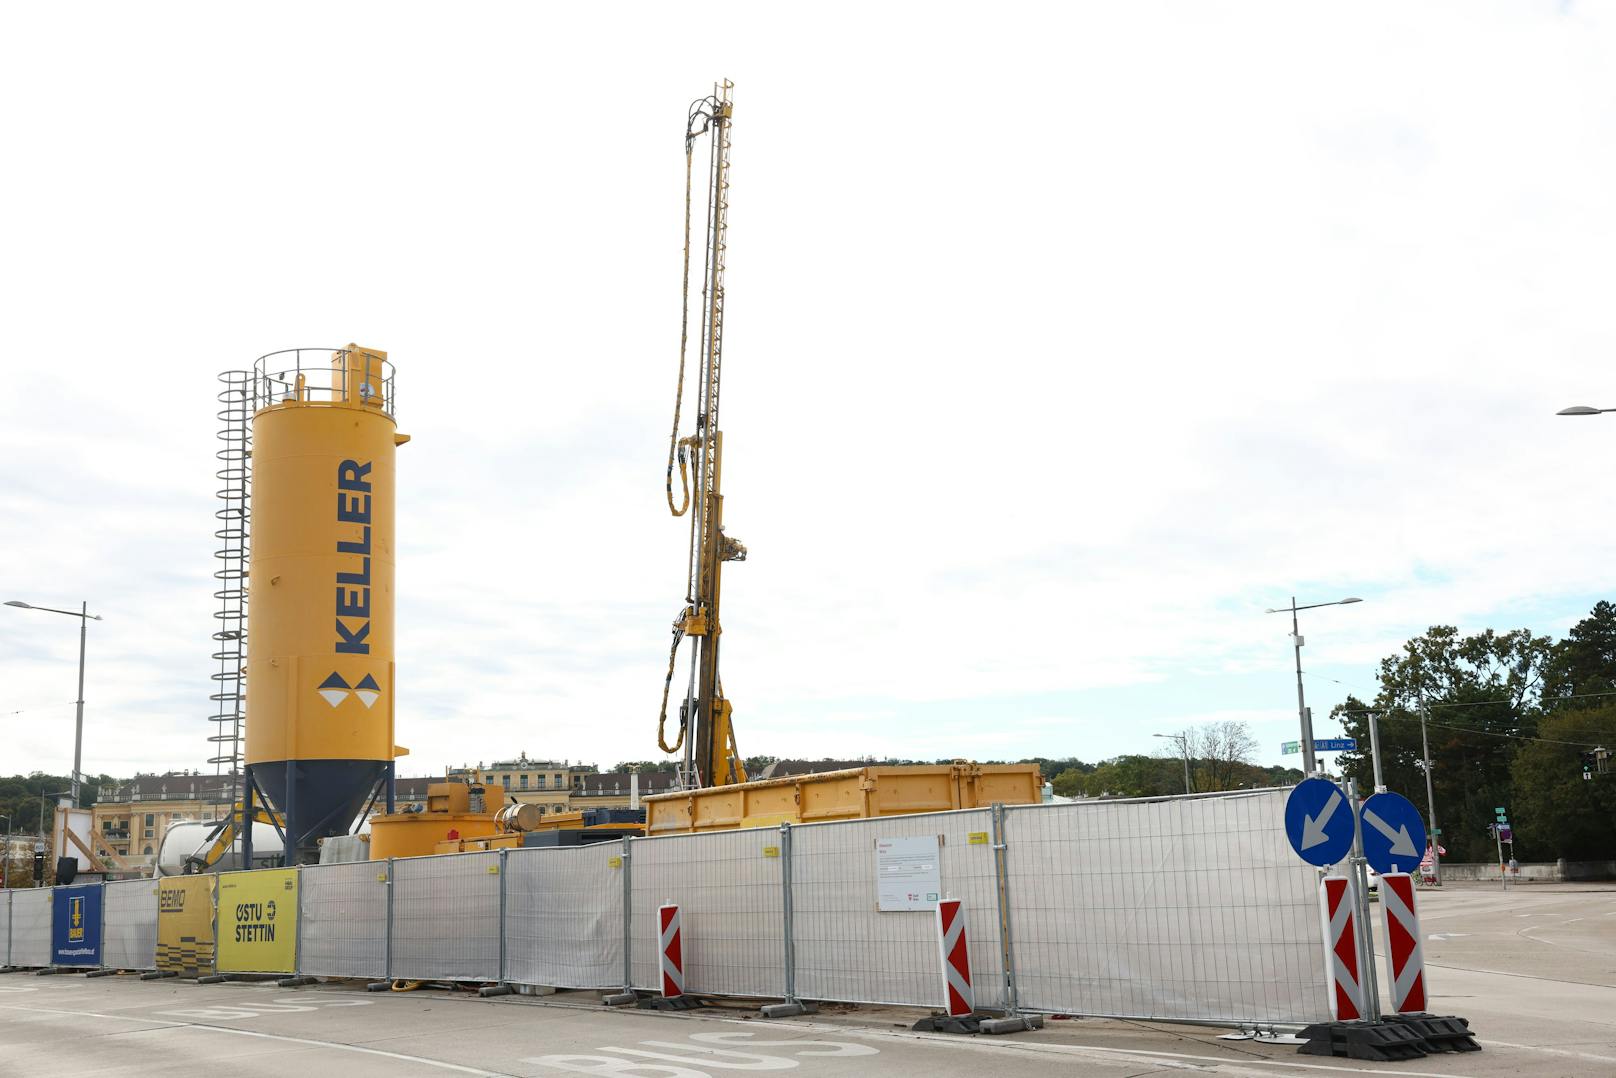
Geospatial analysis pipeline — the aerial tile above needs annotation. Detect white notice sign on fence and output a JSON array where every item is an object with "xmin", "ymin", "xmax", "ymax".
[{"xmin": 876, "ymin": 835, "xmax": 941, "ymax": 911}]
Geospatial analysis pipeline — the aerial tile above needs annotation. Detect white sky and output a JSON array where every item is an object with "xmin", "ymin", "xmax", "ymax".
[{"xmin": 2, "ymin": 2, "xmax": 1613, "ymax": 782}]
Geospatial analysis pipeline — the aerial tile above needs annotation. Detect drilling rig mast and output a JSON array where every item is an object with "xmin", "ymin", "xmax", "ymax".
[{"xmin": 659, "ymin": 80, "xmax": 748, "ymax": 790}]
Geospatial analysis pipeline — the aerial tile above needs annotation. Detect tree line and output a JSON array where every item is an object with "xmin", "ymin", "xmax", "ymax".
[{"xmin": 1331, "ymin": 600, "xmax": 1616, "ymax": 864}]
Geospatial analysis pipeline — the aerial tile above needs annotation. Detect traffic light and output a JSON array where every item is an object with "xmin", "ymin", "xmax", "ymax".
[{"xmin": 1584, "ymin": 752, "xmax": 1597, "ymax": 781}]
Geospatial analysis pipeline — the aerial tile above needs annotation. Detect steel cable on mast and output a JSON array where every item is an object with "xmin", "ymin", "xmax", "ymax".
[{"xmin": 657, "ymin": 94, "xmax": 720, "ymax": 757}]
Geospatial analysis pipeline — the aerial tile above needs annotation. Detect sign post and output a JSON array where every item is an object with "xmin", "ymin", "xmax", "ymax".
[{"xmin": 1492, "ymin": 808, "xmax": 1508, "ymax": 891}]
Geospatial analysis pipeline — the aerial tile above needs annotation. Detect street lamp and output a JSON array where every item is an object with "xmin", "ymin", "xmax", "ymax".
[
  {"xmin": 6, "ymin": 600, "xmax": 102, "ymax": 807},
  {"xmin": 1264, "ymin": 596, "xmax": 1362, "ymax": 777},
  {"xmin": 1153, "ymin": 733, "xmax": 1192, "ymax": 794},
  {"xmin": 1555, "ymin": 405, "xmax": 1616, "ymax": 416},
  {"xmin": 0, "ymin": 814, "xmax": 10, "ymax": 888}
]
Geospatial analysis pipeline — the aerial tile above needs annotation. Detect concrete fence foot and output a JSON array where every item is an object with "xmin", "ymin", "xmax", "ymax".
[
  {"xmin": 603, "ymin": 991, "xmax": 639, "ymax": 1006},
  {"xmin": 277, "ymin": 976, "xmax": 318, "ymax": 988},
  {"xmin": 478, "ymin": 984, "xmax": 513, "ymax": 998},
  {"xmin": 760, "ymin": 1001, "xmax": 816, "ymax": 1018},
  {"xmin": 365, "ymin": 980, "xmax": 393, "ymax": 992},
  {"xmin": 85, "ymin": 968, "xmax": 118, "ymax": 978},
  {"xmin": 139, "ymin": 970, "xmax": 177, "ymax": 981}
]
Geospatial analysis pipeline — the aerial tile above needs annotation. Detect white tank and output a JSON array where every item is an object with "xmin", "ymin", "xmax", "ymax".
[{"xmin": 153, "ymin": 819, "xmax": 285, "ymax": 876}]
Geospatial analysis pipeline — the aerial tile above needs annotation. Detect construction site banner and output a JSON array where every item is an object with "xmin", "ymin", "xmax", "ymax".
[
  {"xmin": 217, "ymin": 868, "xmax": 299, "ymax": 973},
  {"xmin": 157, "ymin": 875, "xmax": 217, "ymax": 977},
  {"xmin": 51, "ymin": 884, "xmax": 103, "ymax": 967}
]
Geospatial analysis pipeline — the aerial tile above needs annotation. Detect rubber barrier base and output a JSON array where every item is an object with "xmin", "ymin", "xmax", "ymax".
[
  {"xmin": 638, "ymin": 994, "xmax": 705, "ymax": 1011},
  {"xmin": 1297, "ymin": 1016, "xmax": 1480, "ymax": 1060},
  {"xmin": 1385, "ymin": 1013, "xmax": 1483, "ymax": 1053},
  {"xmin": 759, "ymin": 1001, "xmax": 817, "ymax": 1018},
  {"xmin": 913, "ymin": 1012, "xmax": 1044, "ymax": 1035}
]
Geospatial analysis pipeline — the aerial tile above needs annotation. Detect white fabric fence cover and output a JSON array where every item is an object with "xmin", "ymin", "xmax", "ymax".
[
  {"xmin": 102, "ymin": 878, "xmax": 159, "ymax": 970},
  {"xmin": 299, "ymin": 861, "xmax": 389, "ymax": 979},
  {"xmin": 1, "ymin": 892, "xmax": 10, "ymax": 966},
  {"xmin": 1004, "ymin": 790, "xmax": 1330, "ymax": 1025},
  {"xmin": 505, "ymin": 844, "xmax": 624, "ymax": 990},
  {"xmin": 629, "ymin": 828, "xmax": 785, "ymax": 998},
  {"xmin": 790, "ymin": 809, "xmax": 1004, "ymax": 1009},
  {"xmin": 390, "ymin": 852, "xmax": 500, "ymax": 982},
  {"xmin": 8, "ymin": 887, "xmax": 52, "ymax": 968}
]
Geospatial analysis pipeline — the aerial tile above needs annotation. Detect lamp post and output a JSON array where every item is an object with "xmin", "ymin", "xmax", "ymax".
[
  {"xmin": 0, "ymin": 813, "xmax": 10, "ymax": 888},
  {"xmin": 1153, "ymin": 732, "xmax": 1192, "ymax": 794},
  {"xmin": 1264, "ymin": 596, "xmax": 1362, "ymax": 777},
  {"xmin": 6, "ymin": 600, "xmax": 102, "ymax": 807}
]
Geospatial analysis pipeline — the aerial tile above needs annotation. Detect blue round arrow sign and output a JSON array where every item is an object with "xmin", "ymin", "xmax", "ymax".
[
  {"xmin": 1360, "ymin": 791, "xmax": 1427, "ymax": 875},
  {"xmin": 1284, "ymin": 777, "xmax": 1355, "ymax": 866}
]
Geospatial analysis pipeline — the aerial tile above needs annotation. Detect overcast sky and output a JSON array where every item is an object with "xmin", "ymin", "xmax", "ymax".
[{"xmin": 2, "ymin": 2, "xmax": 1613, "ymax": 784}]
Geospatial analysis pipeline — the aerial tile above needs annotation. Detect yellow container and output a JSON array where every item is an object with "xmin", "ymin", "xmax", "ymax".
[
  {"xmin": 245, "ymin": 345, "xmax": 409, "ymax": 855},
  {"xmin": 642, "ymin": 762, "xmax": 1042, "ymax": 835},
  {"xmin": 369, "ymin": 812, "xmax": 499, "ymax": 859}
]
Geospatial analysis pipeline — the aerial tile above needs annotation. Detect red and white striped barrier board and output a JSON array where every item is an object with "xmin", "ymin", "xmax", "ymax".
[
  {"xmin": 934, "ymin": 898, "xmax": 974, "ymax": 1017},
  {"xmin": 1379, "ymin": 872, "xmax": 1427, "ymax": 1013},
  {"xmin": 658, "ymin": 903, "xmax": 684, "ymax": 998},
  {"xmin": 1318, "ymin": 876, "xmax": 1364, "ymax": 1021}
]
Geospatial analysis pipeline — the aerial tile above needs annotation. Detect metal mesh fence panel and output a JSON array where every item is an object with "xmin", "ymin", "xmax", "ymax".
[
  {"xmin": 629, "ymin": 828, "xmax": 785, "ymax": 999},
  {"xmin": 1005, "ymin": 790, "xmax": 1330, "ymax": 1025},
  {"xmin": 9, "ymin": 887, "xmax": 51, "ymax": 967},
  {"xmin": 791, "ymin": 809, "xmax": 1004, "ymax": 1009},
  {"xmin": 391, "ymin": 851, "xmax": 500, "ymax": 982},
  {"xmin": 299, "ymin": 860, "xmax": 389, "ymax": 979},
  {"xmin": 102, "ymin": 878, "xmax": 159, "ymax": 970},
  {"xmin": 1, "ymin": 892, "xmax": 10, "ymax": 966},
  {"xmin": 505, "ymin": 845, "xmax": 624, "ymax": 989}
]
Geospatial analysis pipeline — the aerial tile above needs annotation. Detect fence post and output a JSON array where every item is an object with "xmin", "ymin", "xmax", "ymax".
[
  {"xmin": 498, "ymin": 848, "xmax": 509, "ymax": 983},
  {"xmin": 479, "ymin": 848, "xmax": 513, "ymax": 997},
  {"xmin": 991, "ymin": 802, "xmax": 1019, "ymax": 1016},
  {"xmin": 294, "ymin": 865, "xmax": 304, "ymax": 976},
  {"xmin": 98, "ymin": 882, "xmax": 108, "ymax": 972},
  {"xmin": 602, "ymin": 836, "xmax": 638, "ymax": 1005},
  {"xmin": 383, "ymin": 857, "xmax": 395, "ymax": 985},
  {"xmin": 760, "ymin": 821, "xmax": 810, "ymax": 1018}
]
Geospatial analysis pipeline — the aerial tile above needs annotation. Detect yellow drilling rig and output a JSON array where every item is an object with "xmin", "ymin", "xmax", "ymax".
[{"xmin": 659, "ymin": 79, "xmax": 748, "ymax": 791}]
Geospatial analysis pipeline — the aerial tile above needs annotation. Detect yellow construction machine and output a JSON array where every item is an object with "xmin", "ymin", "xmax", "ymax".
[
  {"xmin": 182, "ymin": 803, "xmax": 285, "ymax": 873},
  {"xmin": 658, "ymin": 79, "xmax": 748, "ymax": 791}
]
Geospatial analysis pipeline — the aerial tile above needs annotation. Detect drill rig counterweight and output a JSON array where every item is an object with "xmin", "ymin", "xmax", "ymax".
[{"xmin": 660, "ymin": 80, "xmax": 747, "ymax": 791}]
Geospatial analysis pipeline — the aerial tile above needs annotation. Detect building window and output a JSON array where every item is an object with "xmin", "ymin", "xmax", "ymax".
[
  {"xmin": 519, "ymin": 774, "xmax": 528, "ymax": 789},
  {"xmin": 536, "ymin": 774, "xmax": 546, "ymax": 789},
  {"xmin": 143, "ymin": 846, "xmax": 153, "ymax": 856},
  {"xmin": 501, "ymin": 775, "xmax": 511, "ymax": 788},
  {"xmin": 144, "ymin": 813, "xmax": 154, "ymax": 827}
]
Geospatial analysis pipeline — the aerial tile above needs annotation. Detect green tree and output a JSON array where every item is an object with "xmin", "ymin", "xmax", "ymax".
[
  {"xmin": 1510, "ymin": 704, "xmax": 1616, "ymax": 860},
  {"xmin": 1332, "ymin": 617, "xmax": 1598, "ymax": 863}
]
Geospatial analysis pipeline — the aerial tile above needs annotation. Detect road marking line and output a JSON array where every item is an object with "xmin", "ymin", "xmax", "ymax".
[
  {"xmin": 0, "ymin": 1002, "xmax": 509, "ymax": 1076},
  {"xmin": 1484, "ymin": 1040, "xmax": 1616, "ymax": 1064}
]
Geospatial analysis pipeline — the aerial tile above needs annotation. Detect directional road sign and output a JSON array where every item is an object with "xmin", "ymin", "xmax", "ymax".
[
  {"xmin": 1284, "ymin": 777, "xmax": 1356, "ymax": 866},
  {"xmin": 1280, "ymin": 738, "xmax": 1358, "ymax": 755},
  {"xmin": 1360, "ymin": 791, "xmax": 1426, "ymax": 875}
]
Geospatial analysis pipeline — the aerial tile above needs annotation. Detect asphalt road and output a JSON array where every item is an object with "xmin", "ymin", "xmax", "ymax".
[{"xmin": 2, "ymin": 881, "xmax": 1611, "ymax": 1076}]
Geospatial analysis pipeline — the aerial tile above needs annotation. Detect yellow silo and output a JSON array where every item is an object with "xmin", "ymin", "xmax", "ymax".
[{"xmin": 244, "ymin": 345, "xmax": 409, "ymax": 861}]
